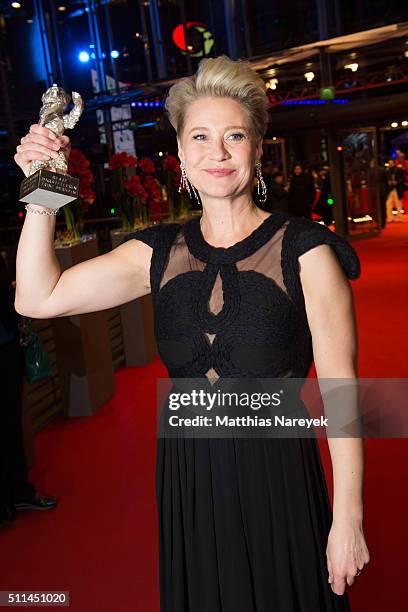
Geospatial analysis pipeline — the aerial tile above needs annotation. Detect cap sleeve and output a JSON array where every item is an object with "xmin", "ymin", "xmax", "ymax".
[
  {"xmin": 119, "ymin": 222, "xmax": 181, "ymax": 295},
  {"xmin": 294, "ymin": 218, "xmax": 360, "ymax": 279},
  {"xmin": 119, "ymin": 224, "xmax": 163, "ymax": 249},
  {"xmin": 282, "ymin": 217, "xmax": 361, "ymax": 308}
]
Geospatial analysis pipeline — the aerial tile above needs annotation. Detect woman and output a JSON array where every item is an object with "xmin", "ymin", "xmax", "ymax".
[{"xmin": 14, "ymin": 55, "xmax": 369, "ymax": 611}]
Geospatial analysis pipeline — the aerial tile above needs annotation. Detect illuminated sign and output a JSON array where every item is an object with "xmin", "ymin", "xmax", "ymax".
[{"xmin": 172, "ymin": 22, "xmax": 214, "ymax": 58}]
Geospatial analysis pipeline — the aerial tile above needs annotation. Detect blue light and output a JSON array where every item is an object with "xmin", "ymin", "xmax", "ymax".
[
  {"xmin": 111, "ymin": 50, "xmax": 120, "ymax": 59},
  {"xmin": 131, "ymin": 101, "xmax": 136, "ymax": 107},
  {"xmin": 143, "ymin": 102, "xmax": 148, "ymax": 107},
  {"xmin": 137, "ymin": 102, "xmax": 143, "ymax": 107},
  {"xmin": 78, "ymin": 51, "xmax": 90, "ymax": 63},
  {"xmin": 137, "ymin": 121, "xmax": 158, "ymax": 128},
  {"xmin": 90, "ymin": 52, "xmax": 96, "ymax": 59}
]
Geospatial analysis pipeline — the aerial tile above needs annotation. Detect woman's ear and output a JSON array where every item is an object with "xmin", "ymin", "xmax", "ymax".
[
  {"xmin": 256, "ymin": 140, "xmax": 263, "ymax": 162},
  {"xmin": 177, "ymin": 137, "xmax": 184, "ymax": 164}
]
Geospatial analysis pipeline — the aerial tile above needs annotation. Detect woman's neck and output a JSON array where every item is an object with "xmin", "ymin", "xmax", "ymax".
[{"xmin": 198, "ymin": 194, "xmax": 272, "ymax": 248}]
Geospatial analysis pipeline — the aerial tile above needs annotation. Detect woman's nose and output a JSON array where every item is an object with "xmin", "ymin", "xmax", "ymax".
[{"xmin": 209, "ymin": 139, "xmax": 230, "ymax": 161}]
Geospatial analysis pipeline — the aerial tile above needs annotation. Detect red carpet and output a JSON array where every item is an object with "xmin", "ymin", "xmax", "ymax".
[{"xmin": 1, "ymin": 219, "xmax": 407, "ymax": 611}]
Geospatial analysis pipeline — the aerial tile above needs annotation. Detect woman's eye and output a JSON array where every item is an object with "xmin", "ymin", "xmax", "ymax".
[
  {"xmin": 227, "ymin": 133, "xmax": 245, "ymax": 141},
  {"xmin": 192, "ymin": 134, "xmax": 206, "ymax": 141}
]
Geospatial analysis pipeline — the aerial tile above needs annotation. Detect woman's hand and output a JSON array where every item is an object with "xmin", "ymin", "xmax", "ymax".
[
  {"xmin": 326, "ymin": 518, "xmax": 370, "ymax": 595},
  {"xmin": 14, "ymin": 124, "xmax": 71, "ymax": 177}
]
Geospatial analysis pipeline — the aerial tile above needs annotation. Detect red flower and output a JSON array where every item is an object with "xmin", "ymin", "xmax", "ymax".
[
  {"xmin": 68, "ymin": 148, "xmax": 96, "ymax": 205},
  {"xmin": 173, "ymin": 169, "xmax": 181, "ymax": 189},
  {"xmin": 138, "ymin": 157, "xmax": 156, "ymax": 174},
  {"xmin": 163, "ymin": 155, "xmax": 180, "ymax": 172},
  {"xmin": 124, "ymin": 175, "xmax": 147, "ymax": 203},
  {"xmin": 109, "ymin": 152, "xmax": 137, "ymax": 170},
  {"xmin": 142, "ymin": 175, "xmax": 161, "ymax": 202}
]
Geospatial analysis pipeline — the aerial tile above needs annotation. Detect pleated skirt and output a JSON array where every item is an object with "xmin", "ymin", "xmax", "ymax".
[{"xmin": 156, "ymin": 435, "xmax": 351, "ymax": 612}]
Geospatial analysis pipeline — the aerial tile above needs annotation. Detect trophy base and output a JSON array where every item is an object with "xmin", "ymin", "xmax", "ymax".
[{"xmin": 19, "ymin": 169, "xmax": 79, "ymax": 209}]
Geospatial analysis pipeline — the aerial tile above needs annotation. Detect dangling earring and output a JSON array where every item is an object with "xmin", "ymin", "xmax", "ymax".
[
  {"xmin": 179, "ymin": 161, "xmax": 200, "ymax": 202},
  {"xmin": 255, "ymin": 160, "xmax": 267, "ymax": 203}
]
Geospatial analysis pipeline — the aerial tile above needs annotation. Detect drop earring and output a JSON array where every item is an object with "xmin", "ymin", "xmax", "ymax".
[
  {"xmin": 179, "ymin": 161, "xmax": 200, "ymax": 202},
  {"xmin": 255, "ymin": 160, "xmax": 267, "ymax": 203}
]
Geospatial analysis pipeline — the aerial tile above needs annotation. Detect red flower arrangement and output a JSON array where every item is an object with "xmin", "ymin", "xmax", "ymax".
[
  {"xmin": 55, "ymin": 148, "xmax": 96, "ymax": 243},
  {"xmin": 163, "ymin": 155, "xmax": 180, "ymax": 172},
  {"xmin": 123, "ymin": 175, "xmax": 147, "ymax": 203},
  {"xmin": 108, "ymin": 152, "xmax": 137, "ymax": 170},
  {"xmin": 68, "ymin": 149, "xmax": 96, "ymax": 205},
  {"xmin": 138, "ymin": 157, "xmax": 156, "ymax": 174}
]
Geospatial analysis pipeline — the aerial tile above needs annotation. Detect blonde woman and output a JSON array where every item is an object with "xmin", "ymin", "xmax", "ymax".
[{"xmin": 14, "ymin": 56, "xmax": 369, "ymax": 611}]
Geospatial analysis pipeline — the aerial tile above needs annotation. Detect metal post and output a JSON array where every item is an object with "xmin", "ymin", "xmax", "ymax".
[
  {"xmin": 148, "ymin": 0, "xmax": 167, "ymax": 79},
  {"xmin": 86, "ymin": 0, "xmax": 107, "ymax": 94},
  {"xmin": 240, "ymin": 0, "xmax": 252, "ymax": 58},
  {"xmin": 223, "ymin": 0, "xmax": 238, "ymax": 59},
  {"xmin": 138, "ymin": 0, "xmax": 153, "ymax": 82},
  {"xmin": 316, "ymin": 0, "xmax": 329, "ymax": 40},
  {"xmin": 86, "ymin": 0, "xmax": 113, "ymax": 154},
  {"xmin": 103, "ymin": 2, "xmax": 119, "ymax": 93},
  {"xmin": 33, "ymin": 0, "xmax": 55, "ymax": 86},
  {"xmin": 178, "ymin": 0, "xmax": 192, "ymax": 74},
  {"xmin": 49, "ymin": 0, "xmax": 65, "ymax": 87}
]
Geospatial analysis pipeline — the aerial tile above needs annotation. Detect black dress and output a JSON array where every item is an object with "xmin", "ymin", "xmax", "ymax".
[{"xmin": 122, "ymin": 212, "xmax": 360, "ymax": 612}]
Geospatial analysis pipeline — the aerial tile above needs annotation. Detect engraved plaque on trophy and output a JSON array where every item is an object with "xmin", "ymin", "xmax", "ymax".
[{"xmin": 19, "ymin": 84, "xmax": 84, "ymax": 209}]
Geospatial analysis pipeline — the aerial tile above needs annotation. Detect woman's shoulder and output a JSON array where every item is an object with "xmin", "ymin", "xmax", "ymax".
[
  {"xmin": 119, "ymin": 222, "xmax": 182, "ymax": 249},
  {"xmin": 283, "ymin": 216, "xmax": 361, "ymax": 280}
]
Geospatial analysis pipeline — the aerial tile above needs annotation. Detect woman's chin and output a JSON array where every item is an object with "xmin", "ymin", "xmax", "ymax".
[{"xmin": 197, "ymin": 186, "xmax": 242, "ymax": 199}]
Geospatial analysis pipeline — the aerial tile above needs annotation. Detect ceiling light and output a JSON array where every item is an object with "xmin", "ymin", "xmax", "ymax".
[
  {"xmin": 344, "ymin": 62, "xmax": 358, "ymax": 72},
  {"xmin": 57, "ymin": 4, "xmax": 66, "ymax": 10},
  {"xmin": 266, "ymin": 78, "xmax": 278, "ymax": 90},
  {"xmin": 391, "ymin": 122, "xmax": 398, "ymax": 128},
  {"xmin": 11, "ymin": 2, "xmax": 22, "ymax": 8},
  {"xmin": 304, "ymin": 71, "xmax": 315, "ymax": 82},
  {"xmin": 401, "ymin": 120, "xmax": 408, "ymax": 126}
]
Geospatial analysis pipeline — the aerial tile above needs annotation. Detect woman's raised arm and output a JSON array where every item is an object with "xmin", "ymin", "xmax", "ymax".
[{"xmin": 14, "ymin": 124, "xmax": 152, "ymax": 319}]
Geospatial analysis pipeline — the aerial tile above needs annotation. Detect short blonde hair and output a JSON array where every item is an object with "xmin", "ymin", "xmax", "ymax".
[{"xmin": 165, "ymin": 55, "xmax": 269, "ymax": 143}]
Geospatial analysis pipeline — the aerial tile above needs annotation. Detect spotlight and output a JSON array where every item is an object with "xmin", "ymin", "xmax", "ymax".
[
  {"xmin": 304, "ymin": 71, "xmax": 315, "ymax": 82},
  {"xmin": 391, "ymin": 122, "xmax": 398, "ymax": 128},
  {"xmin": 78, "ymin": 51, "xmax": 90, "ymax": 63},
  {"xmin": 344, "ymin": 62, "xmax": 358, "ymax": 72},
  {"xmin": 266, "ymin": 78, "xmax": 278, "ymax": 90},
  {"xmin": 57, "ymin": 4, "xmax": 67, "ymax": 10},
  {"xmin": 401, "ymin": 120, "xmax": 408, "ymax": 126},
  {"xmin": 131, "ymin": 102, "xmax": 136, "ymax": 107},
  {"xmin": 404, "ymin": 50, "xmax": 408, "ymax": 59},
  {"xmin": 111, "ymin": 50, "xmax": 120, "ymax": 59},
  {"xmin": 158, "ymin": 151, "xmax": 163, "ymax": 157},
  {"xmin": 11, "ymin": 2, "xmax": 22, "ymax": 8}
]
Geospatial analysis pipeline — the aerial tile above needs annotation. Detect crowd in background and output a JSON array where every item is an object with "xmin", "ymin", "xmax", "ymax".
[{"xmin": 259, "ymin": 148, "xmax": 408, "ymax": 228}]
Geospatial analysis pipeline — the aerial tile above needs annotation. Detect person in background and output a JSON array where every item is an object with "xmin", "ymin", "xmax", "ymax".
[
  {"xmin": 385, "ymin": 159, "xmax": 404, "ymax": 223},
  {"xmin": 288, "ymin": 162, "xmax": 316, "ymax": 219},
  {"xmin": 0, "ymin": 251, "xmax": 58, "ymax": 528},
  {"xmin": 264, "ymin": 171, "xmax": 291, "ymax": 214},
  {"xmin": 314, "ymin": 166, "xmax": 333, "ymax": 226},
  {"xmin": 378, "ymin": 161, "xmax": 388, "ymax": 229}
]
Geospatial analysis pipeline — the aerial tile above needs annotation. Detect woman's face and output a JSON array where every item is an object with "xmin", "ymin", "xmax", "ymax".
[{"xmin": 177, "ymin": 96, "xmax": 262, "ymax": 200}]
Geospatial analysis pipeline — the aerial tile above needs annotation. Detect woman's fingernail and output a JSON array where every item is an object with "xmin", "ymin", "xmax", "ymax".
[{"xmin": 48, "ymin": 132, "xmax": 56, "ymax": 140}]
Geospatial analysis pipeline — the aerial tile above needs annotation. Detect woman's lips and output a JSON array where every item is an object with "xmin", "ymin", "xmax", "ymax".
[{"xmin": 203, "ymin": 169, "xmax": 236, "ymax": 177}]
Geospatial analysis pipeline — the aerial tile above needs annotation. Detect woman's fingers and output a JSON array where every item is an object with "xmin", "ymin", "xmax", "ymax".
[
  {"xmin": 23, "ymin": 131, "xmax": 61, "ymax": 150},
  {"xmin": 29, "ymin": 123, "xmax": 56, "ymax": 140},
  {"xmin": 16, "ymin": 142, "xmax": 59, "ymax": 159}
]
